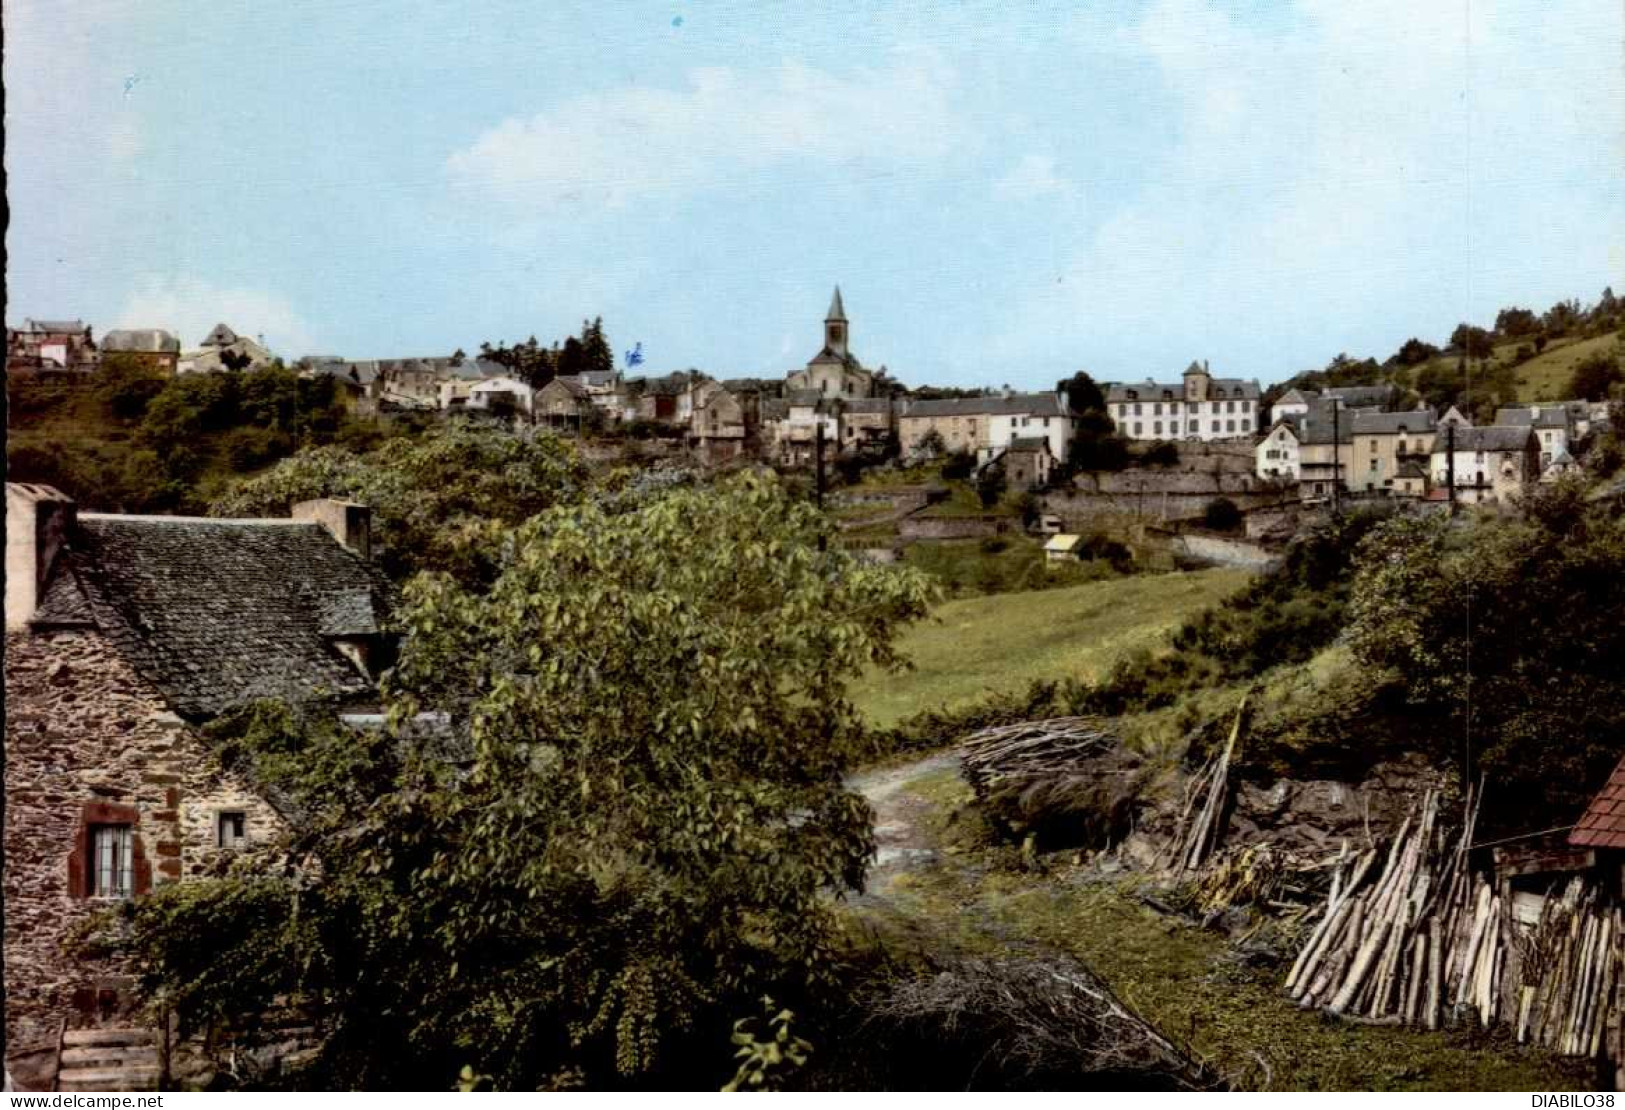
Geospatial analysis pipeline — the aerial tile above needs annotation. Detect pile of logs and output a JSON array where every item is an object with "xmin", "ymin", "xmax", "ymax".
[
  {"xmin": 1513, "ymin": 878, "xmax": 1620, "ymax": 1055},
  {"xmin": 1286, "ymin": 788, "xmax": 1622, "ymax": 1056}
]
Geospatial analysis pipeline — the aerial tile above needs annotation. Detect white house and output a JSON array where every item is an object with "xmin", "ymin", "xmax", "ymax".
[
  {"xmin": 1106, "ymin": 362, "xmax": 1262, "ymax": 443},
  {"xmin": 1428, "ymin": 425, "xmax": 1539, "ymax": 505},
  {"xmin": 1269, "ymin": 388, "xmax": 1317, "ymax": 427},
  {"xmin": 1256, "ymin": 419, "xmax": 1303, "ymax": 481},
  {"xmin": 468, "ymin": 376, "xmax": 535, "ymax": 415}
]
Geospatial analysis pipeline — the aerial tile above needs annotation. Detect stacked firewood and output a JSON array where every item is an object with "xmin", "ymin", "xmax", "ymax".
[
  {"xmin": 1287, "ymin": 789, "xmax": 1622, "ymax": 1056},
  {"xmin": 1513, "ymin": 878, "xmax": 1620, "ymax": 1055}
]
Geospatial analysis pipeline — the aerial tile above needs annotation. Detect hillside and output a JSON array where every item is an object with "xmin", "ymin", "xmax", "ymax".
[{"xmin": 851, "ymin": 567, "xmax": 1251, "ymax": 728}]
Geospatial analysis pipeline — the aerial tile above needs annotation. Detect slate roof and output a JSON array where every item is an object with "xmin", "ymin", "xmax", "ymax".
[
  {"xmin": 542, "ymin": 376, "xmax": 588, "ymax": 398},
  {"xmin": 22, "ymin": 318, "xmax": 89, "ymax": 334},
  {"xmin": 1350, "ymin": 410, "xmax": 1437, "ymax": 435},
  {"xmin": 101, "ymin": 329, "xmax": 180, "ymax": 353},
  {"xmin": 1428, "ymin": 425, "xmax": 1537, "ymax": 454},
  {"xmin": 1570, "ymin": 754, "xmax": 1625, "ymax": 848},
  {"xmin": 1396, "ymin": 460, "xmax": 1427, "ymax": 479},
  {"xmin": 905, "ymin": 393, "xmax": 1071, "ymax": 418},
  {"xmin": 47, "ymin": 515, "xmax": 394, "ymax": 719},
  {"xmin": 842, "ymin": 398, "xmax": 894, "ymax": 415},
  {"xmin": 1107, "ymin": 376, "xmax": 1261, "ymax": 403},
  {"xmin": 202, "ymin": 323, "xmax": 240, "ymax": 347},
  {"xmin": 1286, "ymin": 399, "xmax": 1354, "ymax": 445},
  {"xmin": 1323, "ymin": 384, "xmax": 1398, "ymax": 407},
  {"xmin": 1007, "ymin": 436, "xmax": 1053, "ymax": 452},
  {"xmin": 786, "ymin": 388, "xmax": 826, "ymax": 408},
  {"xmin": 827, "ymin": 285, "xmax": 846, "ymax": 321},
  {"xmin": 1496, "ymin": 406, "xmax": 1570, "ymax": 429}
]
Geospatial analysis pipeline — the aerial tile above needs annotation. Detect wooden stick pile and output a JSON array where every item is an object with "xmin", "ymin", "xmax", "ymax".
[
  {"xmin": 959, "ymin": 717, "xmax": 1117, "ymax": 802},
  {"xmin": 1512, "ymin": 878, "xmax": 1621, "ymax": 1055},
  {"xmin": 1165, "ymin": 697, "xmax": 1247, "ymax": 876},
  {"xmin": 1286, "ymin": 788, "xmax": 1622, "ymax": 1056}
]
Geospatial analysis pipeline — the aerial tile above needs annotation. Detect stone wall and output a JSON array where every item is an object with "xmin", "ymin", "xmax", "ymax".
[
  {"xmin": 1169, "ymin": 533, "xmax": 1278, "ymax": 571},
  {"xmin": 897, "ymin": 515, "xmax": 1012, "ymax": 540},
  {"xmin": 4, "ymin": 629, "xmax": 287, "ymax": 1056}
]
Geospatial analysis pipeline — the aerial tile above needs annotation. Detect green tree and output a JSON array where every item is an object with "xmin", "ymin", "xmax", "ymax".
[
  {"xmin": 1448, "ymin": 324, "xmax": 1495, "ymax": 359},
  {"xmin": 1391, "ymin": 338, "xmax": 1439, "ymax": 366},
  {"xmin": 1494, "ymin": 306, "xmax": 1540, "ymax": 338},
  {"xmin": 1055, "ymin": 370, "xmax": 1106, "ymax": 415},
  {"xmin": 119, "ymin": 474, "xmax": 934, "ymax": 1089},
  {"xmin": 1346, "ymin": 490, "xmax": 1625, "ymax": 833},
  {"xmin": 211, "ymin": 420, "xmax": 588, "ymax": 583},
  {"xmin": 976, "ymin": 462, "xmax": 1007, "ymax": 506},
  {"xmin": 1568, "ymin": 350, "xmax": 1623, "ymax": 401}
]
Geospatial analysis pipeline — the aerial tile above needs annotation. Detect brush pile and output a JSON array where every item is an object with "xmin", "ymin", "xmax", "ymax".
[
  {"xmin": 959, "ymin": 718, "xmax": 1148, "ymax": 849},
  {"xmin": 1286, "ymin": 789, "xmax": 1622, "ymax": 1056},
  {"xmin": 866, "ymin": 956, "xmax": 1220, "ymax": 1090},
  {"xmin": 1163, "ymin": 699, "xmax": 1247, "ymax": 875}
]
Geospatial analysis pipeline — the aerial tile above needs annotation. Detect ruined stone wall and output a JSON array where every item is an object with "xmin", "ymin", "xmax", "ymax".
[{"xmin": 4, "ymin": 629, "xmax": 287, "ymax": 1055}]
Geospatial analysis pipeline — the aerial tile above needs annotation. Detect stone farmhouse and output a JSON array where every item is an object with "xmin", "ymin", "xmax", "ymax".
[
  {"xmin": 3, "ymin": 484, "xmax": 394, "ymax": 1071},
  {"xmin": 1496, "ymin": 404, "xmax": 1577, "ymax": 470},
  {"xmin": 1106, "ymin": 362, "xmax": 1262, "ymax": 443},
  {"xmin": 688, "ymin": 379, "xmax": 760, "ymax": 460},
  {"xmin": 1348, "ymin": 409, "xmax": 1438, "ymax": 495},
  {"xmin": 536, "ymin": 376, "xmax": 594, "ymax": 428}
]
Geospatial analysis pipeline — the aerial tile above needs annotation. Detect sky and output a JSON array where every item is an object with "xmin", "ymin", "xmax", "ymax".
[{"xmin": 5, "ymin": 0, "xmax": 1622, "ymax": 388}]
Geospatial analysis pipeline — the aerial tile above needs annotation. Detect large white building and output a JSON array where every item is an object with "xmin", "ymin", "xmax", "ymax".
[{"xmin": 1106, "ymin": 362, "xmax": 1262, "ymax": 442}]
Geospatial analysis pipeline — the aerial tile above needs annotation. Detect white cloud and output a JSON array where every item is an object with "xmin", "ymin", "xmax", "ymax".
[
  {"xmin": 994, "ymin": 154, "xmax": 1070, "ymax": 201},
  {"xmin": 117, "ymin": 276, "xmax": 318, "ymax": 357},
  {"xmin": 996, "ymin": 0, "xmax": 1625, "ymax": 379},
  {"xmin": 446, "ymin": 51, "xmax": 965, "ymax": 214}
]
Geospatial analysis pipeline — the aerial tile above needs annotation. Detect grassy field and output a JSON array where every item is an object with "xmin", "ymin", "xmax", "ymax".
[
  {"xmin": 1510, "ymin": 333, "xmax": 1621, "ymax": 401},
  {"xmin": 851, "ymin": 567, "xmax": 1251, "ymax": 727}
]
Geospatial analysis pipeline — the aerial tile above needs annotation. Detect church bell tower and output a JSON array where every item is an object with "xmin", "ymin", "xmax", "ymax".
[{"xmin": 824, "ymin": 286, "xmax": 848, "ymax": 359}]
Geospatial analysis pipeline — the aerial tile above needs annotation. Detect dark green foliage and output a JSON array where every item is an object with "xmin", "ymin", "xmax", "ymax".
[
  {"xmin": 1346, "ymin": 485, "xmax": 1625, "ymax": 833},
  {"xmin": 1141, "ymin": 441, "xmax": 1180, "ymax": 468},
  {"xmin": 1567, "ymin": 350, "xmax": 1623, "ymax": 401},
  {"xmin": 1495, "ymin": 306, "xmax": 1540, "ymax": 338},
  {"xmin": 1068, "ymin": 411, "xmax": 1131, "ymax": 473},
  {"xmin": 976, "ymin": 463, "xmax": 1008, "ymax": 507},
  {"xmin": 1392, "ymin": 338, "xmax": 1440, "ymax": 366},
  {"xmin": 1449, "ymin": 324, "xmax": 1495, "ymax": 359},
  {"xmin": 941, "ymin": 450, "xmax": 976, "ymax": 481},
  {"xmin": 1201, "ymin": 497, "xmax": 1242, "ymax": 532},
  {"xmin": 118, "ymin": 475, "xmax": 935, "ymax": 1091},
  {"xmin": 1056, "ymin": 370, "xmax": 1107, "ymax": 415}
]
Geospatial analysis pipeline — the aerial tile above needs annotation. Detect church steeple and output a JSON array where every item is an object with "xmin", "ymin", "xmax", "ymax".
[{"xmin": 824, "ymin": 285, "xmax": 848, "ymax": 359}]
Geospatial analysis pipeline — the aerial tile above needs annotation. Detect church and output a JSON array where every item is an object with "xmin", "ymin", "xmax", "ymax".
[{"xmin": 785, "ymin": 287, "xmax": 878, "ymax": 399}]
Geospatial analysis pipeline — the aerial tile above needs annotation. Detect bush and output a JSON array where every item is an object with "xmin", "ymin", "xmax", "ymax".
[
  {"xmin": 1201, "ymin": 497, "xmax": 1243, "ymax": 532},
  {"xmin": 941, "ymin": 450, "xmax": 975, "ymax": 481},
  {"xmin": 1141, "ymin": 441, "xmax": 1180, "ymax": 468}
]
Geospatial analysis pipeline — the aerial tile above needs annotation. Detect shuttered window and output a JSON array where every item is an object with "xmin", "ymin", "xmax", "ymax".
[{"xmin": 90, "ymin": 825, "xmax": 134, "ymax": 899}]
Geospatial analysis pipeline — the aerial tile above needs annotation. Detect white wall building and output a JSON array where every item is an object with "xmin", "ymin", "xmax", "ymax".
[
  {"xmin": 1256, "ymin": 420, "xmax": 1302, "ymax": 481},
  {"xmin": 1106, "ymin": 362, "xmax": 1262, "ymax": 442},
  {"xmin": 467, "ymin": 376, "xmax": 535, "ymax": 414}
]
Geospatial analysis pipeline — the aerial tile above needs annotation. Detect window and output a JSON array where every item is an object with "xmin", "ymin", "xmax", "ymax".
[
  {"xmin": 1133, "ymin": 423, "xmax": 1142, "ymax": 436},
  {"xmin": 1226, "ymin": 419, "xmax": 1236, "ymax": 432},
  {"xmin": 218, "ymin": 811, "xmax": 247, "ymax": 849},
  {"xmin": 1211, "ymin": 420, "xmax": 1220, "ymax": 432},
  {"xmin": 1133, "ymin": 403, "xmax": 1141, "ymax": 416},
  {"xmin": 1153, "ymin": 421, "xmax": 1162, "ymax": 435},
  {"xmin": 1240, "ymin": 419, "xmax": 1250, "ymax": 432},
  {"xmin": 1226, "ymin": 400, "xmax": 1235, "ymax": 413},
  {"xmin": 90, "ymin": 825, "xmax": 134, "ymax": 899},
  {"xmin": 1187, "ymin": 402, "xmax": 1198, "ymax": 413}
]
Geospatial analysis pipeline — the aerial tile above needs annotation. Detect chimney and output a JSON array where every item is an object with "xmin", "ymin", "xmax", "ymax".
[
  {"xmin": 292, "ymin": 498, "xmax": 372, "ymax": 560},
  {"xmin": 6, "ymin": 483, "xmax": 77, "ymax": 630}
]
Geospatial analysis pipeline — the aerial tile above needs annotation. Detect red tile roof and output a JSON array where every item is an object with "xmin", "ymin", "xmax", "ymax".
[{"xmin": 1569, "ymin": 754, "xmax": 1625, "ymax": 848}]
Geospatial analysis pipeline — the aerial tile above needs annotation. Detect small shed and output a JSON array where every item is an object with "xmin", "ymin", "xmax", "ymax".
[{"xmin": 1044, "ymin": 533, "xmax": 1083, "ymax": 565}]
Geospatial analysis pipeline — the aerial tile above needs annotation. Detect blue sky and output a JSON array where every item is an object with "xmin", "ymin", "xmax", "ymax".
[{"xmin": 6, "ymin": 0, "xmax": 1622, "ymax": 388}]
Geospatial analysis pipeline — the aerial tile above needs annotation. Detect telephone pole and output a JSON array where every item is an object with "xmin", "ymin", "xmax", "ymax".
[{"xmin": 1446, "ymin": 421, "xmax": 1457, "ymax": 517}]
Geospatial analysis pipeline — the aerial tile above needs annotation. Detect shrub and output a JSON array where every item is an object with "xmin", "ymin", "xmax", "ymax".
[{"xmin": 1201, "ymin": 497, "xmax": 1243, "ymax": 532}]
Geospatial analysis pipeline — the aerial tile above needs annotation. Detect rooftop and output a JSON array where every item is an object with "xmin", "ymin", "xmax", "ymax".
[
  {"xmin": 1571, "ymin": 754, "xmax": 1625, "ymax": 849},
  {"xmin": 34, "ymin": 509, "xmax": 394, "ymax": 719}
]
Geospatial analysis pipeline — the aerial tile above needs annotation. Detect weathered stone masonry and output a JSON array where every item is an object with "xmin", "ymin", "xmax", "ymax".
[{"xmin": 4, "ymin": 627, "xmax": 286, "ymax": 1053}]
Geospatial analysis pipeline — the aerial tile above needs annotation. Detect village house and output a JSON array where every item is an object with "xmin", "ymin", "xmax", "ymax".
[
  {"xmin": 7, "ymin": 319, "xmax": 99, "ymax": 374},
  {"xmin": 1291, "ymin": 399, "xmax": 1355, "ymax": 501},
  {"xmin": 557, "ymin": 369, "xmax": 626, "ymax": 420},
  {"xmin": 1349, "ymin": 409, "xmax": 1438, "ymax": 495},
  {"xmin": 1268, "ymin": 387, "xmax": 1316, "ymax": 427},
  {"xmin": 1106, "ymin": 362, "xmax": 1262, "ymax": 443},
  {"xmin": 1495, "ymin": 405, "xmax": 1576, "ymax": 469},
  {"xmin": 178, "ymin": 323, "xmax": 274, "ymax": 375},
  {"xmin": 99, "ymin": 330, "xmax": 181, "ymax": 375},
  {"xmin": 1428, "ymin": 424, "xmax": 1540, "ymax": 506},
  {"xmin": 535, "ymin": 376, "xmax": 594, "ymax": 429},
  {"xmin": 688, "ymin": 379, "xmax": 759, "ymax": 460},
  {"xmin": 1255, "ymin": 419, "xmax": 1303, "ymax": 482},
  {"xmin": 467, "ymin": 375, "xmax": 536, "ymax": 418},
  {"xmin": 900, "ymin": 392, "xmax": 1076, "ymax": 462},
  {"xmin": 3, "ymin": 484, "xmax": 394, "ymax": 1085},
  {"xmin": 991, "ymin": 436, "xmax": 1058, "ymax": 489},
  {"xmin": 1268, "ymin": 383, "xmax": 1399, "ymax": 429}
]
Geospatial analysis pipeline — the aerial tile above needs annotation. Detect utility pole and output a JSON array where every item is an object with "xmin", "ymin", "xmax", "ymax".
[
  {"xmin": 814, "ymin": 420, "xmax": 826, "ymax": 510},
  {"xmin": 1331, "ymin": 399, "xmax": 1342, "ymax": 512},
  {"xmin": 1446, "ymin": 421, "xmax": 1457, "ymax": 517}
]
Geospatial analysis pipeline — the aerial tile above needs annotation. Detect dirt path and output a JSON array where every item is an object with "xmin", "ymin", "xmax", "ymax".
[{"xmin": 848, "ymin": 752, "xmax": 959, "ymax": 897}]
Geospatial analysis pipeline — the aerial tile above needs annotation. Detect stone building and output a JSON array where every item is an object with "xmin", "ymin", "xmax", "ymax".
[
  {"xmin": 3, "ymin": 484, "xmax": 394, "ymax": 1071},
  {"xmin": 1495, "ymin": 405, "xmax": 1575, "ymax": 469},
  {"xmin": 688, "ymin": 379, "xmax": 759, "ymax": 460},
  {"xmin": 1428, "ymin": 425, "xmax": 1541, "ymax": 505},
  {"xmin": 1106, "ymin": 362, "xmax": 1262, "ymax": 443},
  {"xmin": 899, "ymin": 392, "xmax": 1076, "ymax": 462},
  {"xmin": 1349, "ymin": 409, "xmax": 1437, "ymax": 495},
  {"xmin": 7, "ymin": 319, "xmax": 99, "ymax": 374},
  {"xmin": 536, "ymin": 376, "xmax": 593, "ymax": 429},
  {"xmin": 177, "ymin": 323, "xmax": 274, "ymax": 375},
  {"xmin": 993, "ymin": 436, "xmax": 1057, "ymax": 489},
  {"xmin": 784, "ymin": 287, "xmax": 879, "ymax": 400},
  {"xmin": 100, "ymin": 330, "xmax": 181, "ymax": 375}
]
